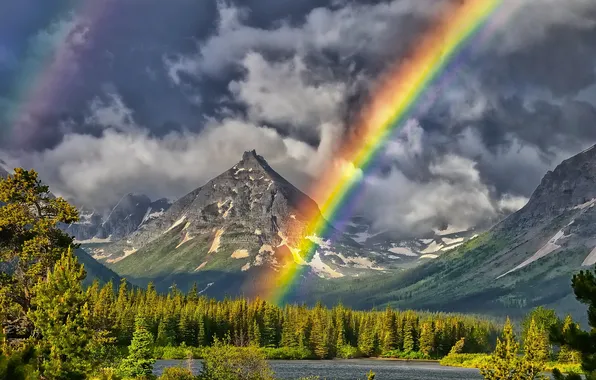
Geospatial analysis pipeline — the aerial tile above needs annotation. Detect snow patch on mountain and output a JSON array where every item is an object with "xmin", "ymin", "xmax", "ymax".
[
  {"xmin": 231, "ymin": 249, "xmax": 250, "ymax": 259},
  {"xmin": 421, "ymin": 241, "xmax": 444, "ymax": 254},
  {"xmin": 497, "ymin": 229, "xmax": 566, "ymax": 279},
  {"xmin": 165, "ymin": 215, "xmax": 187, "ymax": 233},
  {"xmin": 388, "ymin": 246, "xmax": 417, "ymax": 257},
  {"xmin": 310, "ymin": 251, "xmax": 343, "ymax": 278},
  {"xmin": 209, "ymin": 229, "xmax": 224, "ymax": 253}
]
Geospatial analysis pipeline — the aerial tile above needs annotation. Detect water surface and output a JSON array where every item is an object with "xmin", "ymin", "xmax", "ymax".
[{"xmin": 154, "ymin": 359, "xmax": 483, "ymax": 379}]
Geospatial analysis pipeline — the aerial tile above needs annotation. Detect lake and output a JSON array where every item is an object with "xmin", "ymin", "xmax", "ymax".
[{"xmin": 154, "ymin": 359, "xmax": 484, "ymax": 379}]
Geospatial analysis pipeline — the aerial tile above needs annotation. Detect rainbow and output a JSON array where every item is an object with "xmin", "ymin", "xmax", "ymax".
[
  {"xmin": 267, "ymin": 0, "xmax": 505, "ymax": 304},
  {"xmin": 3, "ymin": 2, "xmax": 109, "ymax": 148}
]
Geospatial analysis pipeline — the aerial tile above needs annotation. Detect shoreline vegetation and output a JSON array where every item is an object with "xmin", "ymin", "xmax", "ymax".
[{"xmin": 0, "ymin": 170, "xmax": 592, "ymax": 379}]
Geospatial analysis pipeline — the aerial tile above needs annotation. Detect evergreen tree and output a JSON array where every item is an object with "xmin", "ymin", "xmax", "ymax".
[
  {"xmin": 449, "ymin": 337, "xmax": 465, "ymax": 356},
  {"xmin": 520, "ymin": 318, "xmax": 548, "ymax": 380},
  {"xmin": 382, "ymin": 307, "xmax": 397, "ymax": 353},
  {"xmin": 480, "ymin": 318, "xmax": 520, "ymax": 380},
  {"xmin": 551, "ymin": 268, "xmax": 596, "ymax": 380},
  {"xmin": 403, "ymin": 318, "xmax": 415, "ymax": 353},
  {"xmin": 249, "ymin": 320, "xmax": 262, "ymax": 347},
  {"xmin": 29, "ymin": 249, "xmax": 94, "ymax": 379},
  {"xmin": 419, "ymin": 322, "xmax": 435, "ymax": 357},
  {"xmin": 119, "ymin": 317, "xmax": 155, "ymax": 378},
  {"xmin": 197, "ymin": 314, "xmax": 206, "ymax": 347},
  {"xmin": 557, "ymin": 316, "xmax": 581, "ymax": 364},
  {"xmin": 0, "ymin": 169, "xmax": 78, "ymax": 338}
]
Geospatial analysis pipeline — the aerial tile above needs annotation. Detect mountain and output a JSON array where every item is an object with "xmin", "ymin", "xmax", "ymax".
[
  {"xmin": 332, "ymin": 145, "xmax": 596, "ymax": 320},
  {"xmin": 100, "ymin": 151, "xmax": 405, "ymax": 294},
  {"xmin": 345, "ymin": 216, "xmax": 482, "ymax": 262},
  {"xmin": 65, "ymin": 194, "xmax": 172, "ymax": 243}
]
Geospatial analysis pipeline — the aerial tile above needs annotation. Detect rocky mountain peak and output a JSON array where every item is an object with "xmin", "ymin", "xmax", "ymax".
[{"xmin": 513, "ymin": 144, "xmax": 596, "ymax": 223}]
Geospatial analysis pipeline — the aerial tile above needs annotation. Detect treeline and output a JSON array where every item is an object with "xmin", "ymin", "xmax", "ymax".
[{"xmin": 87, "ymin": 279, "xmax": 500, "ymax": 359}]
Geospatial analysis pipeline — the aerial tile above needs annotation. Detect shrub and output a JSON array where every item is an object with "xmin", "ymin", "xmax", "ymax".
[
  {"xmin": 440, "ymin": 353, "xmax": 492, "ymax": 368},
  {"xmin": 260, "ymin": 346, "xmax": 313, "ymax": 360},
  {"xmin": 200, "ymin": 340, "xmax": 274, "ymax": 380},
  {"xmin": 336, "ymin": 345, "xmax": 362, "ymax": 359},
  {"xmin": 159, "ymin": 367, "xmax": 196, "ymax": 380}
]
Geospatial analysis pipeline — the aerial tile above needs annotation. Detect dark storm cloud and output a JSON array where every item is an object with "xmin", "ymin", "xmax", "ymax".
[{"xmin": 2, "ymin": 0, "xmax": 596, "ymax": 236}]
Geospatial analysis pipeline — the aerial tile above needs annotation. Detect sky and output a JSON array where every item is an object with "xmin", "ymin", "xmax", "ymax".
[{"xmin": 1, "ymin": 0, "xmax": 596, "ymax": 237}]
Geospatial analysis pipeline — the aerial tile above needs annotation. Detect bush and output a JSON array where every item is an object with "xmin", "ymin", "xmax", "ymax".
[
  {"xmin": 159, "ymin": 367, "xmax": 196, "ymax": 380},
  {"xmin": 154, "ymin": 346, "xmax": 204, "ymax": 360},
  {"xmin": 381, "ymin": 350, "xmax": 428, "ymax": 360},
  {"xmin": 200, "ymin": 340, "xmax": 274, "ymax": 380},
  {"xmin": 439, "ymin": 353, "xmax": 492, "ymax": 368},
  {"xmin": 260, "ymin": 346, "xmax": 313, "ymax": 360},
  {"xmin": 89, "ymin": 367, "xmax": 122, "ymax": 380},
  {"xmin": 336, "ymin": 345, "xmax": 363, "ymax": 359}
]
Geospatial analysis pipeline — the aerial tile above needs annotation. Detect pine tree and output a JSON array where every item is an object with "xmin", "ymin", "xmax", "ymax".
[
  {"xmin": 520, "ymin": 318, "xmax": 548, "ymax": 380},
  {"xmin": 480, "ymin": 318, "xmax": 520, "ymax": 380},
  {"xmin": 310, "ymin": 314, "xmax": 328, "ymax": 359},
  {"xmin": 157, "ymin": 316, "xmax": 176, "ymax": 346},
  {"xmin": 419, "ymin": 322, "xmax": 435, "ymax": 357},
  {"xmin": 29, "ymin": 249, "xmax": 95, "ymax": 379},
  {"xmin": 119, "ymin": 317, "xmax": 155, "ymax": 378},
  {"xmin": 557, "ymin": 316, "xmax": 581, "ymax": 364},
  {"xmin": 249, "ymin": 320, "xmax": 262, "ymax": 347},
  {"xmin": 449, "ymin": 337, "xmax": 465, "ymax": 356},
  {"xmin": 403, "ymin": 318, "xmax": 415, "ymax": 353},
  {"xmin": 0, "ymin": 169, "xmax": 79, "ymax": 338},
  {"xmin": 382, "ymin": 307, "xmax": 397, "ymax": 353},
  {"xmin": 550, "ymin": 268, "xmax": 596, "ymax": 380},
  {"xmin": 197, "ymin": 314, "xmax": 206, "ymax": 347},
  {"xmin": 358, "ymin": 317, "xmax": 375, "ymax": 357}
]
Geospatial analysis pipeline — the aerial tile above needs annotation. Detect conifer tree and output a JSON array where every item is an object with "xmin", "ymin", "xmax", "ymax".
[
  {"xmin": 557, "ymin": 316, "xmax": 581, "ymax": 364},
  {"xmin": 520, "ymin": 318, "xmax": 548, "ymax": 380},
  {"xmin": 449, "ymin": 337, "xmax": 465, "ymax": 356},
  {"xmin": 480, "ymin": 318, "xmax": 520, "ymax": 380},
  {"xmin": 403, "ymin": 318, "xmax": 415, "ymax": 353},
  {"xmin": 249, "ymin": 320, "xmax": 262, "ymax": 347},
  {"xmin": 119, "ymin": 317, "xmax": 155, "ymax": 378},
  {"xmin": 419, "ymin": 322, "xmax": 435, "ymax": 357},
  {"xmin": 29, "ymin": 249, "xmax": 94, "ymax": 379},
  {"xmin": 197, "ymin": 314, "xmax": 206, "ymax": 347},
  {"xmin": 382, "ymin": 307, "xmax": 397, "ymax": 353},
  {"xmin": 551, "ymin": 268, "xmax": 596, "ymax": 380},
  {"xmin": 0, "ymin": 169, "xmax": 78, "ymax": 337}
]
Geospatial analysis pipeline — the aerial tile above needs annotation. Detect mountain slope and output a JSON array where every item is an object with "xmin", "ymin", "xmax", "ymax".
[
  {"xmin": 334, "ymin": 145, "xmax": 596, "ymax": 320},
  {"xmin": 65, "ymin": 194, "xmax": 172, "ymax": 242},
  {"xmin": 102, "ymin": 151, "xmax": 401, "ymax": 294}
]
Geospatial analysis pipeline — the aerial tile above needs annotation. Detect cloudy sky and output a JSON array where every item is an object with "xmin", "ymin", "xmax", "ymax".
[{"xmin": 1, "ymin": 0, "xmax": 596, "ymax": 237}]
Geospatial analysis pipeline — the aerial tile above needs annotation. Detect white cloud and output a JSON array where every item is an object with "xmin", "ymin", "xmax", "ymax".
[
  {"xmin": 165, "ymin": 0, "xmax": 443, "ymax": 79},
  {"xmin": 85, "ymin": 92, "xmax": 136, "ymax": 132},
  {"xmin": 490, "ymin": 0, "xmax": 596, "ymax": 53}
]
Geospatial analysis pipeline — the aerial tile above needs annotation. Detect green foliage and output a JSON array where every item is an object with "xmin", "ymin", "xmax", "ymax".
[
  {"xmin": 0, "ymin": 169, "xmax": 78, "ymax": 337},
  {"xmin": 159, "ymin": 366, "xmax": 196, "ymax": 380},
  {"xmin": 550, "ymin": 267, "xmax": 596, "ymax": 380},
  {"xmin": 199, "ymin": 340, "xmax": 274, "ymax": 380},
  {"xmin": 0, "ymin": 345, "xmax": 37, "ymax": 380},
  {"xmin": 29, "ymin": 249, "xmax": 96, "ymax": 379},
  {"xmin": 480, "ymin": 317, "xmax": 547, "ymax": 380},
  {"xmin": 260, "ymin": 346, "xmax": 313, "ymax": 360},
  {"xmin": 119, "ymin": 317, "xmax": 156, "ymax": 378},
  {"xmin": 440, "ymin": 353, "xmax": 492, "ymax": 368},
  {"xmin": 449, "ymin": 337, "xmax": 465, "ymax": 356}
]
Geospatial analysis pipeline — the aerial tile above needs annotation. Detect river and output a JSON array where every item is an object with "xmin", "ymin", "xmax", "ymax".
[{"xmin": 153, "ymin": 359, "xmax": 483, "ymax": 379}]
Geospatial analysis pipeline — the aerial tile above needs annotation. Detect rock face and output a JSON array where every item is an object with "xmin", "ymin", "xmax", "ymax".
[
  {"xmin": 99, "ymin": 151, "xmax": 397, "ymax": 294},
  {"xmin": 65, "ymin": 194, "xmax": 172, "ymax": 242}
]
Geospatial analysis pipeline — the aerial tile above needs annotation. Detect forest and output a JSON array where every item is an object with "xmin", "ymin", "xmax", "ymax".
[{"xmin": 2, "ymin": 170, "xmax": 596, "ymax": 380}]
